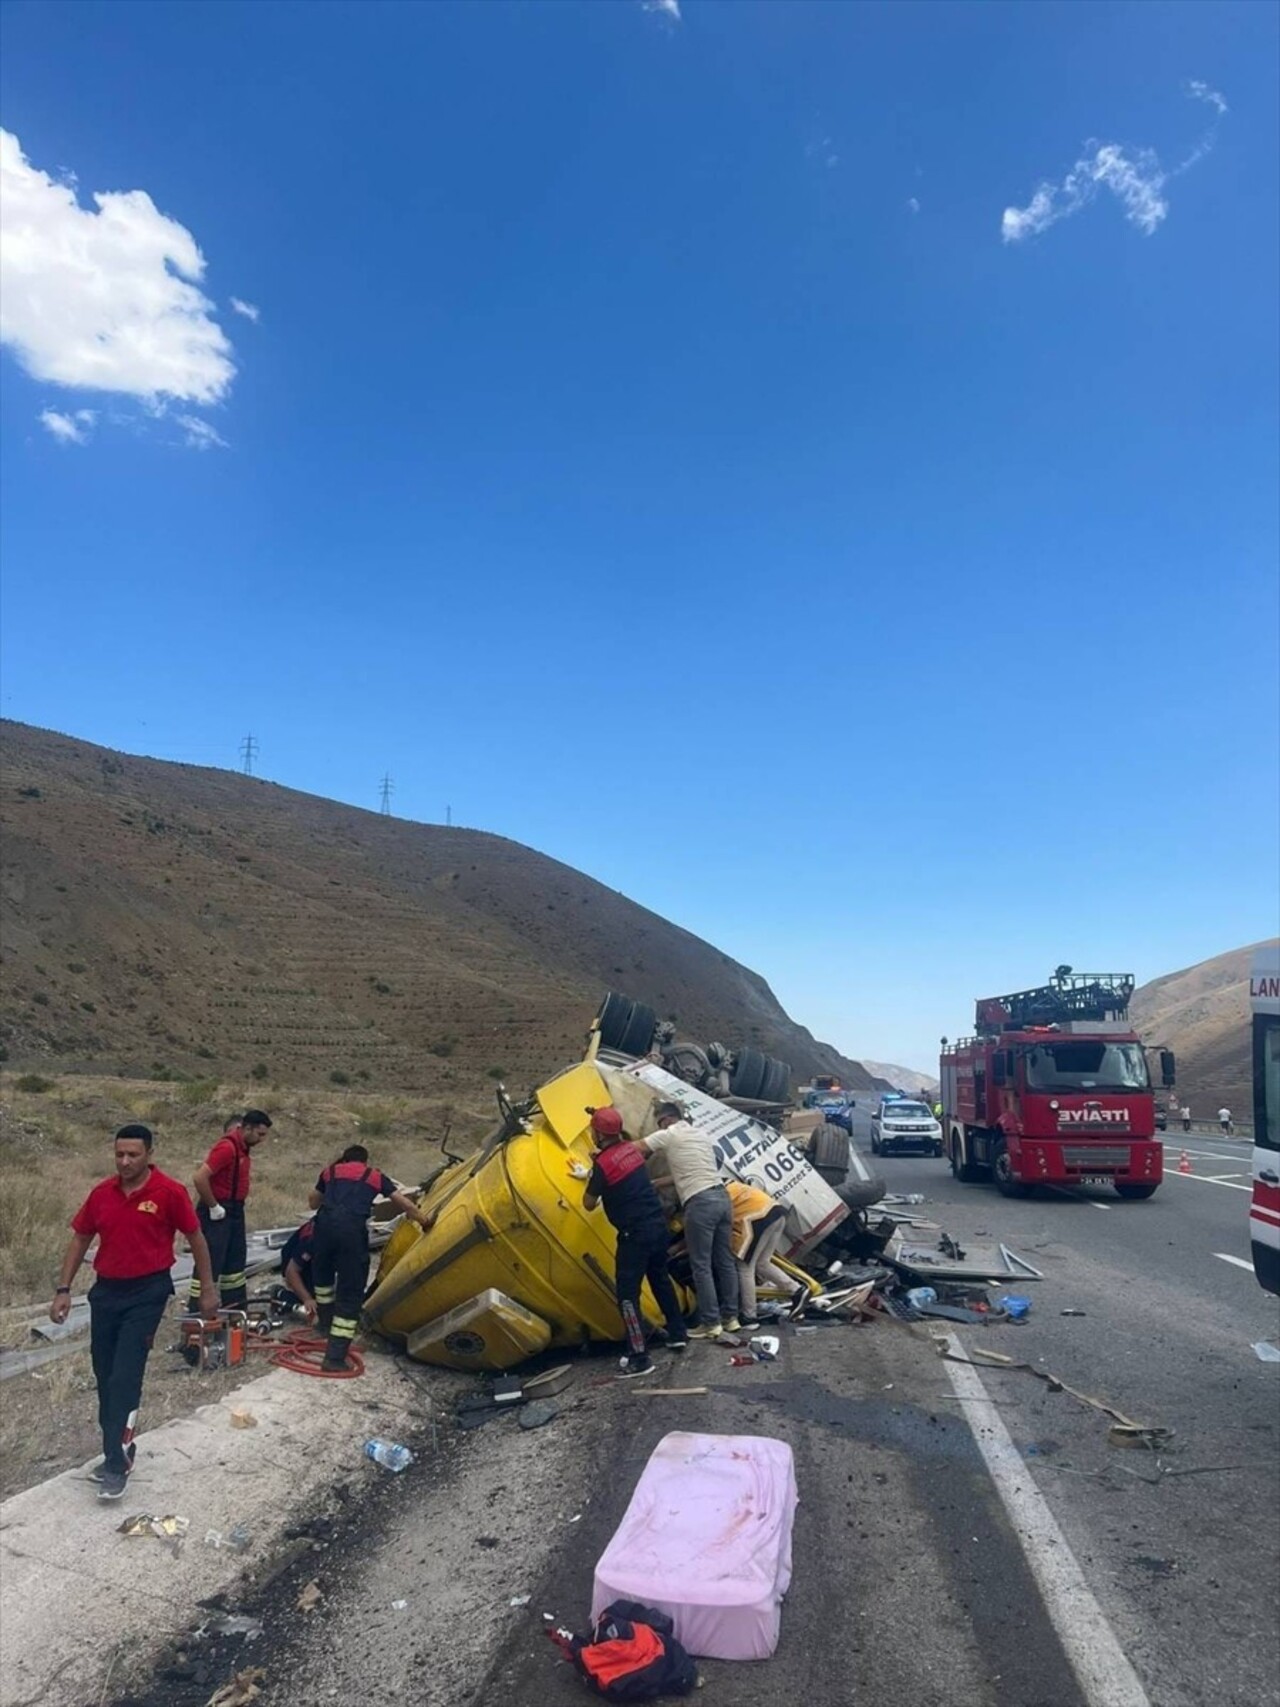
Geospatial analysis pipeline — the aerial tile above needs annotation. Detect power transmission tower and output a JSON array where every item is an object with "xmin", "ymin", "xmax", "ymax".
[
  {"xmin": 445, "ymin": 804, "xmax": 452, "ymax": 827},
  {"xmin": 379, "ymin": 773, "xmax": 394, "ymax": 816},
  {"xmin": 240, "ymin": 734, "xmax": 258, "ymax": 776}
]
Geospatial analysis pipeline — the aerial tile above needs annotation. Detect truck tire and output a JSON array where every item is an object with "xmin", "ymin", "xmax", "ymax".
[
  {"xmin": 618, "ymin": 1001, "xmax": 657, "ymax": 1058},
  {"xmin": 596, "ymin": 991, "xmax": 635, "ymax": 1051},
  {"xmin": 949, "ymin": 1132, "xmax": 981, "ymax": 1184},
  {"xmin": 809, "ymin": 1121, "xmax": 850, "ymax": 1184},
  {"xmin": 730, "ymin": 1047, "xmax": 767, "ymax": 1100},
  {"xmin": 992, "ymin": 1140, "xmax": 1030, "ymax": 1198},
  {"xmin": 1113, "ymin": 1181, "xmax": 1159, "ymax": 1200},
  {"xmin": 762, "ymin": 1057, "xmax": 791, "ymax": 1103},
  {"xmin": 836, "ymin": 1145, "xmax": 887, "ymax": 1208}
]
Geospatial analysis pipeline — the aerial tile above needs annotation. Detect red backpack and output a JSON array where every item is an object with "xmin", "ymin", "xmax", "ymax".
[{"xmin": 549, "ymin": 1601, "xmax": 698, "ymax": 1700}]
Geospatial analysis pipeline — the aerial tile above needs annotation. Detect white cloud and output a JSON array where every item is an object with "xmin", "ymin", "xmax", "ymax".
[
  {"xmin": 1187, "ymin": 80, "xmax": 1228, "ymax": 116},
  {"xmin": 907, "ymin": 196, "xmax": 921, "ymax": 214},
  {"xmin": 1002, "ymin": 84, "xmax": 1227, "ymax": 245},
  {"xmin": 230, "ymin": 297, "xmax": 260, "ymax": 323},
  {"xmin": 641, "ymin": 0, "xmax": 681, "ymax": 20},
  {"xmin": 176, "ymin": 414, "xmax": 228, "ymax": 451},
  {"xmin": 0, "ymin": 128, "xmax": 235, "ymax": 404},
  {"xmin": 39, "ymin": 406, "xmax": 96, "ymax": 445}
]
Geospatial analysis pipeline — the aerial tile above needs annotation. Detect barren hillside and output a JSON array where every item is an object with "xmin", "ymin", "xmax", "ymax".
[
  {"xmin": 1131, "ymin": 939, "xmax": 1277, "ymax": 1117},
  {"xmin": 0, "ymin": 721, "xmax": 874, "ymax": 1096}
]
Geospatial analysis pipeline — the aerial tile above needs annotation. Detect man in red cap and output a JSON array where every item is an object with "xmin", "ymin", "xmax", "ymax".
[{"xmin": 582, "ymin": 1106, "xmax": 687, "ymax": 1376}]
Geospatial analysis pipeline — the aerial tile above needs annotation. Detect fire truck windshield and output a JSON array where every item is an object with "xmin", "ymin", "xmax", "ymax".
[{"xmin": 1023, "ymin": 1041, "xmax": 1150, "ymax": 1093}]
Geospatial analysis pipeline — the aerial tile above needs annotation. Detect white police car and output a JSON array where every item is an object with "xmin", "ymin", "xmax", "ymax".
[{"xmin": 870, "ymin": 1098, "xmax": 944, "ymax": 1157}]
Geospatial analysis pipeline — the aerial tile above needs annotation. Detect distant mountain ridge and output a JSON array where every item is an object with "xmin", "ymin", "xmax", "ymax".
[
  {"xmin": 1131, "ymin": 940, "xmax": 1277, "ymax": 1117},
  {"xmin": 0, "ymin": 721, "xmax": 876, "ymax": 1096},
  {"xmin": 859, "ymin": 1060, "xmax": 940, "ymax": 1097}
]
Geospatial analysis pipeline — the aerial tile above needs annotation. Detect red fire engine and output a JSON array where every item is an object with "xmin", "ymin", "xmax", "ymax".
[{"xmin": 939, "ymin": 967, "xmax": 1172, "ymax": 1199}]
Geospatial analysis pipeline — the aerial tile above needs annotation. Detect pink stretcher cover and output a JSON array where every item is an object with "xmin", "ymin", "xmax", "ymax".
[{"xmin": 591, "ymin": 1431, "xmax": 797, "ymax": 1661}]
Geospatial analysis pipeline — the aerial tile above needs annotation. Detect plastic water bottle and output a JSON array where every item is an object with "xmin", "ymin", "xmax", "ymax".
[
  {"xmin": 905, "ymin": 1286, "xmax": 937, "ymax": 1308},
  {"xmin": 364, "ymin": 1438, "xmax": 414, "ymax": 1473}
]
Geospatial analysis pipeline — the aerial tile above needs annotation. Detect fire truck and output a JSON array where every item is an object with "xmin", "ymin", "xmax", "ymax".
[{"xmin": 939, "ymin": 967, "xmax": 1173, "ymax": 1199}]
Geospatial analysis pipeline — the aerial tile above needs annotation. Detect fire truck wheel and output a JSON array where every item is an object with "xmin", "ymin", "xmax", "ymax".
[
  {"xmin": 992, "ymin": 1141, "xmax": 1030, "ymax": 1197},
  {"xmin": 949, "ymin": 1135, "xmax": 981, "ymax": 1183},
  {"xmin": 1113, "ymin": 1181, "xmax": 1159, "ymax": 1200}
]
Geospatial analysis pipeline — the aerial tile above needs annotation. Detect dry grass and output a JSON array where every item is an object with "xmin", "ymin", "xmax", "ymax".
[{"xmin": 0, "ymin": 1072, "xmax": 494, "ymax": 1309}]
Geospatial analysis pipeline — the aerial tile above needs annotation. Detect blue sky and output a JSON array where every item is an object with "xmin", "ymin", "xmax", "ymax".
[{"xmin": 2, "ymin": 0, "xmax": 1277, "ymax": 1071}]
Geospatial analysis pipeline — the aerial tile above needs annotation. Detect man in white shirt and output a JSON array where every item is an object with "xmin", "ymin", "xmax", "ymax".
[
  {"xmin": 640, "ymin": 1101, "xmax": 740, "ymax": 1339},
  {"xmin": 1218, "ymin": 1107, "xmax": 1233, "ymax": 1135}
]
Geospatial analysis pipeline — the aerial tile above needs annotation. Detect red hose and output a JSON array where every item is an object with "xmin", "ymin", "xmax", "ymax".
[{"xmin": 248, "ymin": 1326, "xmax": 366, "ymax": 1379}]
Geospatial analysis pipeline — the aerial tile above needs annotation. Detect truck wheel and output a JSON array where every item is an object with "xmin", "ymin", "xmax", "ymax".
[
  {"xmin": 1114, "ymin": 1181, "xmax": 1159, "ymax": 1200},
  {"xmin": 730, "ymin": 1047, "xmax": 767, "ymax": 1100},
  {"xmin": 993, "ymin": 1141, "xmax": 1029, "ymax": 1198},
  {"xmin": 870, "ymin": 1129, "xmax": 881, "ymax": 1155},
  {"xmin": 810, "ymin": 1121, "xmax": 851, "ymax": 1185},
  {"xmin": 618, "ymin": 1001, "xmax": 657, "ymax": 1058},
  {"xmin": 762, "ymin": 1057, "xmax": 791, "ymax": 1103},
  {"xmin": 596, "ymin": 991, "xmax": 634, "ymax": 1051},
  {"xmin": 949, "ymin": 1134, "xmax": 981, "ymax": 1184}
]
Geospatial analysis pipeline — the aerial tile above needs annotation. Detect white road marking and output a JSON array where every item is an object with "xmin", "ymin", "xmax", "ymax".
[
  {"xmin": 1214, "ymin": 1253, "xmax": 1256, "ymax": 1272},
  {"xmin": 941, "ymin": 1333, "xmax": 1152, "ymax": 1707},
  {"xmin": 1168, "ymin": 1172, "xmax": 1252, "ymax": 1193}
]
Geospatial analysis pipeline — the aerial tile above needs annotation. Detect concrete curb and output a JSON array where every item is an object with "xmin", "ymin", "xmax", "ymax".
[{"xmin": 0, "ymin": 1355, "xmax": 420, "ymax": 1707}]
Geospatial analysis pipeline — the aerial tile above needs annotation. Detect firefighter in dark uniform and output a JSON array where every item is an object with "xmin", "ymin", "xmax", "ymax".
[
  {"xmin": 274, "ymin": 1218, "xmax": 317, "ymax": 1321},
  {"xmin": 581, "ymin": 1106, "xmax": 688, "ymax": 1378},
  {"xmin": 308, "ymin": 1145, "xmax": 433, "ymax": 1370},
  {"xmin": 190, "ymin": 1109, "xmax": 272, "ymax": 1309}
]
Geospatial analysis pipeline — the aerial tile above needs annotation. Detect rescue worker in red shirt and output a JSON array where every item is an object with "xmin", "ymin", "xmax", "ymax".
[
  {"xmin": 189, "ymin": 1108, "xmax": 272, "ymax": 1309},
  {"xmin": 308, "ymin": 1145, "xmax": 434, "ymax": 1370},
  {"xmin": 581, "ymin": 1106, "xmax": 688, "ymax": 1377},
  {"xmin": 51, "ymin": 1124, "xmax": 217, "ymax": 1502}
]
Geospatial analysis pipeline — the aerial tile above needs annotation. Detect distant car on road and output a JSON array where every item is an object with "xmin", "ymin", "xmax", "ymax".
[
  {"xmin": 816, "ymin": 1096, "xmax": 856, "ymax": 1133},
  {"xmin": 871, "ymin": 1098, "xmax": 944, "ymax": 1157}
]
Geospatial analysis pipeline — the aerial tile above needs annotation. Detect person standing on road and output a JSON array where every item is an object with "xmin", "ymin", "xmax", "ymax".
[
  {"xmin": 190, "ymin": 1108, "xmax": 273, "ymax": 1310},
  {"xmin": 1218, "ymin": 1106, "xmax": 1233, "ymax": 1135},
  {"xmin": 638, "ymin": 1101, "xmax": 739, "ymax": 1339},
  {"xmin": 309, "ymin": 1145, "xmax": 434, "ymax": 1370},
  {"xmin": 51, "ymin": 1124, "xmax": 217, "ymax": 1502},
  {"xmin": 581, "ymin": 1107, "xmax": 688, "ymax": 1376},
  {"xmin": 725, "ymin": 1180, "xmax": 791, "ymax": 1330},
  {"xmin": 1181, "ymin": 1105, "xmax": 1192, "ymax": 1133}
]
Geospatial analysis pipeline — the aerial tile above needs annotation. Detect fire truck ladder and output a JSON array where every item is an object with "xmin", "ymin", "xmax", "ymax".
[{"xmin": 974, "ymin": 967, "xmax": 1135, "ymax": 1035}]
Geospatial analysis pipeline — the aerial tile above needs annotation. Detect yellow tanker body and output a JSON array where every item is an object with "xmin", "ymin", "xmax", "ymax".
[{"xmin": 363, "ymin": 1061, "xmax": 677, "ymax": 1367}]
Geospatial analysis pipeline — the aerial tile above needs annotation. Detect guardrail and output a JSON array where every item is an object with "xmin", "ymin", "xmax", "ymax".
[{"xmin": 1165, "ymin": 1119, "xmax": 1254, "ymax": 1141}]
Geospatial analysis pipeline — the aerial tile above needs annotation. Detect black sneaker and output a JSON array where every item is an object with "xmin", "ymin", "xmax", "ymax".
[
  {"xmin": 666, "ymin": 1338, "xmax": 688, "ymax": 1352},
  {"xmin": 616, "ymin": 1358, "xmax": 656, "ymax": 1379},
  {"xmin": 89, "ymin": 1443, "xmax": 136, "ymax": 1483},
  {"xmin": 738, "ymin": 1319, "xmax": 761, "ymax": 1332},
  {"xmin": 97, "ymin": 1470, "xmax": 128, "ymax": 1501}
]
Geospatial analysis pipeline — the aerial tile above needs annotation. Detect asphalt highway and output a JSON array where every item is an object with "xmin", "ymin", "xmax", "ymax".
[{"xmin": 107, "ymin": 1114, "xmax": 1279, "ymax": 1707}]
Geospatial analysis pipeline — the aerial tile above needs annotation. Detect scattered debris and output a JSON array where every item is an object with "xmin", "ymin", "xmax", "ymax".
[
  {"xmin": 296, "ymin": 1580, "xmax": 323, "ymax": 1614},
  {"xmin": 906, "ymin": 1287, "xmax": 937, "ymax": 1308},
  {"xmin": 118, "ymin": 1514, "xmax": 188, "ymax": 1553},
  {"xmin": 1252, "ymin": 1341, "xmax": 1280, "ymax": 1363},
  {"xmin": 1061, "ymin": 1309, "xmax": 1087, "ymax": 1317},
  {"xmin": 203, "ymin": 1525, "xmax": 251, "ymax": 1553},
  {"xmin": 519, "ymin": 1399, "xmax": 560, "ymax": 1430},
  {"xmin": 1108, "ymin": 1424, "xmax": 1176, "ymax": 1451},
  {"xmin": 477, "ymin": 1536, "xmax": 500, "ymax": 1548},
  {"xmin": 392, "ymin": 1599, "xmax": 408, "ymax": 1610},
  {"xmin": 510, "ymin": 1594, "xmax": 532, "ymax": 1608},
  {"xmin": 633, "ymin": 1387, "xmax": 709, "ymax": 1397},
  {"xmin": 195, "ymin": 1613, "xmax": 262, "ymax": 1641},
  {"xmin": 207, "ymin": 1668, "xmax": 265, "ymax": 1707},
  {"xmin": 1000, "ymin": 1244, "xmax": 1045, "ymax": 1280},
  {"xmin": 999, "ymin": 1295, "xmax": 1032, "ymax": 1322},
  {"xmin": 229, "ymin": 1408, "xmax": 258, "ymax": 1429},
  {"xmin": 363, "ymin": 1438, "xmax": 414, "ymax": 1471}
]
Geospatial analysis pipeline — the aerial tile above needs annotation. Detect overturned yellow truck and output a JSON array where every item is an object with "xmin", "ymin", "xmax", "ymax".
[{"xmin": 364, "ymin": 1004, "xmax": 880, "ymax": 1370}]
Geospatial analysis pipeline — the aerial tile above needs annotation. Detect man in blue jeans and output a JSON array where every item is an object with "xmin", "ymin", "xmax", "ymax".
[{"xmin": 640, "ymin": 1101, "xmax": 739, "ymax": 1340}]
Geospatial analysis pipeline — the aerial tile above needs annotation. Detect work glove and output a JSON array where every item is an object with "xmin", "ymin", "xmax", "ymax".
[{"xmin": 208, "ymin": 1203, "xmax": 227, "ymax": 1222}]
